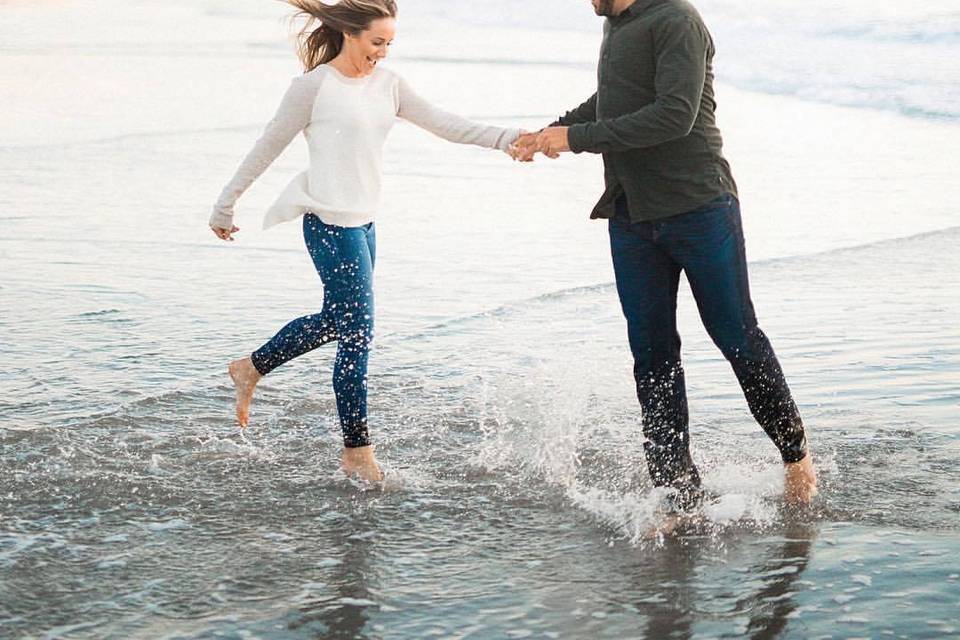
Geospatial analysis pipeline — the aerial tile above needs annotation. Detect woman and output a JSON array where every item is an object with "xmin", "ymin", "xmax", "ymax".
[{"xmin": 209, "ymin": 0, "xmax": 521, "ymax": 482}]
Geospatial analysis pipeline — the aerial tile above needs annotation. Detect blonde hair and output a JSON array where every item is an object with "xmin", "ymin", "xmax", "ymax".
[{"xmin": 284, "ymin": 0, "xmax": 398, "ymax": 72}]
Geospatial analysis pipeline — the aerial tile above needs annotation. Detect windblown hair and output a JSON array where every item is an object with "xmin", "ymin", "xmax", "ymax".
[{"xmin": 284, "ymin": 0, "xmax": 398, "ymax": 72}]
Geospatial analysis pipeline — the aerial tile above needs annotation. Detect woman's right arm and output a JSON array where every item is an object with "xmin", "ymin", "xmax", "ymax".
[
  {"xmin": 396, "ymin": 76, "xmax": 520, "ymax": 153},
  {"xmin": 209, "ymin": 75, "xmax": 317, "ymax": 232}
]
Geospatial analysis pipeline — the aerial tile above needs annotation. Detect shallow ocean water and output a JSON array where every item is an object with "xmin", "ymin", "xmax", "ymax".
[{"xmin": 2, "ymin": 0, "xmax": 959, "ymax": 638}]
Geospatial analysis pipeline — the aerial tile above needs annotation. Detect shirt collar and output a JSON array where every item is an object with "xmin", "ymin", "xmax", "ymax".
[{"xmin": 616, "ymin": 0, "xmax": 659, "ymax": 21}]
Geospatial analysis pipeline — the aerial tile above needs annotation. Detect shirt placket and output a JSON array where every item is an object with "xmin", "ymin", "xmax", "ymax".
[
  {"xmin": 598, "ymin": 22, "xmax": 618, "ymax": 110},
  {"xmin": 602, "ymin": 23, "xmax": 624, "ymax": 190}
]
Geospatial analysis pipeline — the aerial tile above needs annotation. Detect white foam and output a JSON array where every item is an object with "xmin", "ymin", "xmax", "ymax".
[
  {"xmin": 145, "ymin": 518, "xmax": 188, "ymax": 532},
  {"xmin": 316, "ymin": 558, "xmax": 341, "ymax": 568},
  {"xmin": 337, "ymin": 597, "xmax": 378, "ymax": 607},
  {"xmin": 195, "ymin": 435, "xmax": 265, "ymax": 459},
  {"xmin": 473, "ymin": 363, "xmax": 800, "ymax": 542}
]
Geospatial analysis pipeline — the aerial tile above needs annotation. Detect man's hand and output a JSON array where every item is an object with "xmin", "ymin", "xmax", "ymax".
[
  {"xmin": 535, "ymin": 127, "xmax": 570, "ymax": 157},
  {"xmin": 508, "ymin": 127, "xmax": 571, "ymax": 162},
  {"xmin": 211, "ymin": 225, "xmax": 240, "ymax": 241}
]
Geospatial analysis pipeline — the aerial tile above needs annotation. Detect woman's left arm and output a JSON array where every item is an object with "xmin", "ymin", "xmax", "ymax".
[
  {"xmin": 396, "ymin": 76, "xmax": 520, "ymax": 152},
  {"xmin": 209, "ymin": 75, "xmax": 317, "ymax": 233}
]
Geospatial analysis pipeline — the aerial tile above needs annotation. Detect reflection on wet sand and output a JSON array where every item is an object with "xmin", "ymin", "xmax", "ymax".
[
  {"xmin": 737, "ymin": 523, "xmax": 816, "ymax": 639},
  {"xmin": 288, "ymin": 511, "xmax": 378, "ymax": 639},
  {"xmin": 635, "ymin": 522, "xmax": 816, "ymax": 640}
]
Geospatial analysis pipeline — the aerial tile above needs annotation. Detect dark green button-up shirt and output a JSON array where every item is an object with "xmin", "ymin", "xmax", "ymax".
[{"xmin": 558, "ymin": 0, "xmax": 738, "ymax": 222}]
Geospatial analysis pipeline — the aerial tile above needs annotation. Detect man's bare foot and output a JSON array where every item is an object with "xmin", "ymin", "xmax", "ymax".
[
  {"xmin": 643, "ymin": 513, "xmax": 682, "ymax": 540},
  {"xmin": 341, "ymin": 445, "xmax": 383, "ymax": 484},
  {"xmin": 784, "ymin": 454, "xmax": 818, "ymax": 505},
  {"xmin": 228, "ymin": 357, "xmax": 261, "ymax": 428}
]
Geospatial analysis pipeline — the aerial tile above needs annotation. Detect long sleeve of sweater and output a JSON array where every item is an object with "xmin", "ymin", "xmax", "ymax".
[
  {"xmin": 210, "ymin": 67, "xmax": 519, "ymax": 232},
  {"xmin": 396, "ymin": 77, "xmax": 519, "ymax": 152},
  {"xmin": 209, "ymin": 76, "xmax": 316, "ymax": 230}
]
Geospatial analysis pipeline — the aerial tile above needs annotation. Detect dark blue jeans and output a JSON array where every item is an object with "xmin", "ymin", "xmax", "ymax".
[
  {"xmin": 609, "ymin": 194, "xmax": 807, "ymax": 508},
  {"xmin": 251, "ymin": 214, "xmax": 376, "ymax": 448}
]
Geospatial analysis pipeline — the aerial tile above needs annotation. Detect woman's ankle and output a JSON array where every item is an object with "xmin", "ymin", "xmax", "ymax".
[
  {"xmin": 340, "ymin": 445, "xmax": 382, "ymax": 481},
  {"xmin": 342, "ymin": 444, "xmax": 377, "ymax": 462}
]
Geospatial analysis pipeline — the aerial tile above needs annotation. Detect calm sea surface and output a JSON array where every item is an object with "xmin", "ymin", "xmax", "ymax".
[{"xmin": 1, "ymin": 1, "xmax": 958, "ymax": 638}]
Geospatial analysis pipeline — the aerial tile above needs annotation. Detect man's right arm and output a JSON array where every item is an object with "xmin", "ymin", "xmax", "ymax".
[
  {"xmin": 550, "ymin": 93, "xmax": 598, "ymax": 127},
  {"xmin": 512, "ymin": 93, "xmax": 598, "ymax": 161}
]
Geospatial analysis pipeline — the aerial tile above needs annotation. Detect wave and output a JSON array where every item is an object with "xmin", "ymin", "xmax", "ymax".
[
  {"xmin": 395, "ymin": 0, "xmax": 960, "ymax": 123},
  {"xmin": 0, "ymin": 125, "xmax": 254, "ymax": 152},
  {"xmin": 397, "ymin": 54, "xmax": 592, "ymax": 70},
  {"xmin": 821, "ymin": 20, "xmax": 960, "ymax": 45},
  {"xmin": 387, "ymin": 223, "xmax": 960, "ymax": 342},
  {"xmin": 763, "ymin": 224, "xmax": 960, "ymax": 264},
  {"xmin": 390, "ymin": 282, "xmax": 617, "ymax": 341}
]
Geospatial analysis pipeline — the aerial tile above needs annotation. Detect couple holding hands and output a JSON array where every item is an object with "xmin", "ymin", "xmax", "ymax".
[{"xmin": 209, "ymin": 0, "xmax": 817, "ymax": 515}]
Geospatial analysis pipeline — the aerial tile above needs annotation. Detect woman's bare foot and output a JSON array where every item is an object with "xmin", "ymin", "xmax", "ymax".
[
  {"xmin": 228, "ymin": 357, "xmax": 261, "ymax": 428},
  {"xmin": 784, "ymin": 455, "xmax": 818, "ymax": 505},
  {"xmin": 341, "ymin": 445, "xmax": 383, "ymax": 483}
]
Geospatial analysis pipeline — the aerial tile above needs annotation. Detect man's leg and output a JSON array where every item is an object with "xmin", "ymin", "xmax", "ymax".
[
  {"xmin": 666, "ymin": 195, "xmax": 815, "ymax": 501},
  {"xmin": 609, "ymin": 201, "xmax": 702, "ymax": 510}
]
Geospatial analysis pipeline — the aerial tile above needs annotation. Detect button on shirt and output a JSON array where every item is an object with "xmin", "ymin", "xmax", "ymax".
[{"xmin": 556, "ymin": 0, "xmax": 738, "ymax": 222}]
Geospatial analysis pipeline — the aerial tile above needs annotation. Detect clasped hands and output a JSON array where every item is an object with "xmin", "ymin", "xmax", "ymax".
[{"xmin": 507, "ymin": 127, "xmax": 570, "ymax": 162}]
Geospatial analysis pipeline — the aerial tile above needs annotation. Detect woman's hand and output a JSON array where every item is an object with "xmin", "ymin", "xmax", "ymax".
[
  {"xmin": 507, "ymin": 129, "xmax": 537, "ymax": 162},
  {"xmin": 508, "ymin": 129, "xmax": 563, "ymax": 162},
  {"xmin": 211, "ymin": 225, "xmax": 240, "ymax": 241}
]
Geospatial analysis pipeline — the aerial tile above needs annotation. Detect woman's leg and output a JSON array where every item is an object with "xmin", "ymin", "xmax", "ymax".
[
  {"xmin": 230, "ymin": 214, "xmax": 379, "ymax": 478},
  {"xmin": 228, "ymin": 216, "xmax": 342, "ymax": 428},
  {"xmin": 230, "ymin": 309, "xmax": 339, "ymax": 428},
  {"xmin": 249, "ymin": 311, "xmax": 338, "ymax": 375},
  {"xmin": 230, "ymin": 214, "xmax": 376, "ymax": 430},
  {"xmin": 301, "ymin": 217, "xmax": 380, "ymax": 480}
]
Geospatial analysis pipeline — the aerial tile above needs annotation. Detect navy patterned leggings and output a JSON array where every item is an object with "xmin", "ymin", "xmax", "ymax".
[{"xmin": 251, "ymin": 213, "xmax": 376, "ymax": 448}]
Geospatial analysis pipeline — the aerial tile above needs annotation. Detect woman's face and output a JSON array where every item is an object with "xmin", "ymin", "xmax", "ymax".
[{"xmin": 344, "ymin": 17, "xmax": 396, "ymax": 75}]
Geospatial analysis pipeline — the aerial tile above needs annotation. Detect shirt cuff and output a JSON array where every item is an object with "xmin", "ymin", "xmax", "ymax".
[
  {"xmin": 567, "ymin": 124, "xmax": 592, "ymax": 154},
  {"xmin": 209, "ymin": 207, "xmax": 235, "ymax": 230},
  {"xmin": 496, "ymin": 128, "xmax": 523, "ymax": 152}
]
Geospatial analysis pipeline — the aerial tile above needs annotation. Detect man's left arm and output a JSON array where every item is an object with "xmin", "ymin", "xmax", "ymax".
[{"xmin": 561, "ymin": 17, "xmax": 710, "ymax": 155}]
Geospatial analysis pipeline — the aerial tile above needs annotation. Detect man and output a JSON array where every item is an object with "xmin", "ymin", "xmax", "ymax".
[{"xmin": 514, "ymin": 0, "xmax": 817, "ymax": 509}]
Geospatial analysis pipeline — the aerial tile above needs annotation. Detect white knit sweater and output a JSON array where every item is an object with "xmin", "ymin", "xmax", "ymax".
[{"xmin": 210, "ymin": 64, "xmax": 519, "ymax": 230}]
